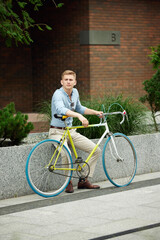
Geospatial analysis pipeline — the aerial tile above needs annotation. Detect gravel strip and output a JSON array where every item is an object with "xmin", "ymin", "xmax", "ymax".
[{"xmin": 22, "ymin": 132, "xmax": 49, "ymax": 145}]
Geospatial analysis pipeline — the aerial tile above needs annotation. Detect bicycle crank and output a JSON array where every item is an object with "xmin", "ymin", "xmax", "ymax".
[{"xmin": 76, "ymin": 161, "xmax": 90, "ymax": 178}]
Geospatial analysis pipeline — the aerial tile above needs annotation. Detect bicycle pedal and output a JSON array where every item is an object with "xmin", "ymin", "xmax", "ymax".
[
  {"xmin": 75, "ymin": 157, "xmax": 83, "ymax": 163},
  {"xmin": 48, "ymin": 165, "xmax": 54, "ymax": 172}
]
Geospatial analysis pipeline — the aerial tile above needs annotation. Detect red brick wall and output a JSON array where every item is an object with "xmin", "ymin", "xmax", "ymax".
[
  {"xmin": 0, "ymin": 47, "xmax": 32, "ymax": 112},
  {"xmin": 0, "ymin": 0, "xmax": 90, "ymax": 112},
  {"xmin": 31, "ymin": 0, "xmax": 90, "ymax": 107},
  {"xmin": 0, "ymin": 0, "xmax": 160, "ymax": 112},
  {"xmin": 89, "ymin": 0, "xmax": 160, "ymax": 99}
]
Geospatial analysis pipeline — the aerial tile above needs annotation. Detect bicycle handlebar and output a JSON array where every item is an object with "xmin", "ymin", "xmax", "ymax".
[
  {"xmin": 102, "ymin": 110, "xmax": 126, "ymax": 124},
  {"xmin": 54, "ymin": 110, "xmax": 127, "ymax": 125},
  {"xmin": 120, "ymin": 110, "xmax": 126, "ymax": 124}
]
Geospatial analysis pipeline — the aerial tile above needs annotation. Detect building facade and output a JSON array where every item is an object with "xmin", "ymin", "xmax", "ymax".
[{"xmin": 0, "ymin": 0, "xmax": 160, "ymax": 112}]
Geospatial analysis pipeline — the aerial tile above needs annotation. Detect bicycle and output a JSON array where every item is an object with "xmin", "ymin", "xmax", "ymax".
[{"xmin": 26, "ymin": 107, "xmax": 137, "ymax": 198}]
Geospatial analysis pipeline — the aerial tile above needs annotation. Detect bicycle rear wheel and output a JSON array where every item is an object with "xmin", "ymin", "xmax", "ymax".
[
  {"xmin": 102, "ymin": 133, "xmax": 137, "ymax": 187},
  {"xmin": 26, "ymin": 139, "xmax": 73, "ymax": 197}
]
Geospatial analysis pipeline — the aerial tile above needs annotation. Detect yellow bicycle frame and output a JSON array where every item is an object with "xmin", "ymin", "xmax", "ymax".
[
  {"xmin": 49, "ymin": 110, "xmax": 126, "ymax": 173},
  {"xmin": 50, "ymin": 122, "xmax": 109, "ymax": 172}
]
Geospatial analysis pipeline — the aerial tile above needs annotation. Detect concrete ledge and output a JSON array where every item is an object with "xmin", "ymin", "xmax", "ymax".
[{"xmin": 0, "ymin": 133, "xmax": 160, "ymax": 200}]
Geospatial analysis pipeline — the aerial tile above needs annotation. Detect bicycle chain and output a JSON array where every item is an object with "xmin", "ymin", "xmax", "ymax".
[{"xmin": 49, "ymin": 162, "xmax": 90, "ymax": 179}]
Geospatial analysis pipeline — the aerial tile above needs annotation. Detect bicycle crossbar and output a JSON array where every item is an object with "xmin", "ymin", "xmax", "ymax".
[{"xmin": 67, "ymin": 122, "xmax": 106, "ymax": 130}]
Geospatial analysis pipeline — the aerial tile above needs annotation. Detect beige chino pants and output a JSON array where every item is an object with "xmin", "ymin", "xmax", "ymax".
[{"xmin": 49, "ymin": 128, "xmax": 101, "ymax": 177}]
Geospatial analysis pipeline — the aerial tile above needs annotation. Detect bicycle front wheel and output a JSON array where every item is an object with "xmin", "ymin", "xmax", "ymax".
[
  {"xmin": 26, "ymin": 139, "xmax": 73, "ymax": 197},
  {"xmin": 102, "ymin": 133, "xmax": 137, "ymax": 187}
]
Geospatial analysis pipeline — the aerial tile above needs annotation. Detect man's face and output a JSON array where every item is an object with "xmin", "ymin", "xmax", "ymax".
[{"xmin": 61, "ymin": 74, "xmax": 76, "ymax": 92}]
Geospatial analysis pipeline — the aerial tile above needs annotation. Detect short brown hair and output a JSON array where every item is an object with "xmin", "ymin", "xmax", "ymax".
[{"xmin": 61, "ymin": 70, "xmax": 76, "ymax": 79}]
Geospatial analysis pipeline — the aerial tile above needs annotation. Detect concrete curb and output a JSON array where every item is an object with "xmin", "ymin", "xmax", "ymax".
[{"xmin": 0, "ymin": 132, "xmax": 160, "ymax": 200}]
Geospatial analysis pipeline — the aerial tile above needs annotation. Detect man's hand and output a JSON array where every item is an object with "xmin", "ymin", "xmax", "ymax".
[
  {"xmin": 95, "ymin": 111, "xmax": 103, "ymax": 118},
  {"xmin": 78, "ymin": 115, "xmax": 89, "ymax": 127}
]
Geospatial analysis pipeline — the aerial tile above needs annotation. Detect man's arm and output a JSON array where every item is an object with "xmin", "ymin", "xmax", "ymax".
[
  {"xmin": 65, "ymin": 110, "xmax": 89, "ymax": 127},
  {"xmin": 84, "ymin": 108, "xmax": 103, "ymax": 117},
  {"xmin": 66, "ymin": 108, "xmax": 103, "ymax": 127}
]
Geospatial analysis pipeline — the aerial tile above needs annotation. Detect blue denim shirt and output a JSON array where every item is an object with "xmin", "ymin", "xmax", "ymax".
[{"xmin": 50, "ymin": 87, "xmax": 86, "ymax": 127}]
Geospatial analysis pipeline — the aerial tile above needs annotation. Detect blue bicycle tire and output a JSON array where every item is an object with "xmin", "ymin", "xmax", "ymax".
[
  {"xmin": 26, "ymin": 139, "xmax": 73, "ymax": 198},
  {"xmin": 102, "ymin": 133, "xmax": 137, "ymax": 187}
]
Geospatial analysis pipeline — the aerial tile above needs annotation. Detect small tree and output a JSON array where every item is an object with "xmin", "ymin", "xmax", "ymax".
[
  {"xmin": 0, "ymin": 102, "xmax": 34, "ymax": 146},
  {"xmin": 148, "ymin": 45, "xmax": 160, "ymax": 70},
  {"xmin": 140, "ymin": 45, "xmax": 160, "ymax": 131},
  {"xmin": 0, "ymin": 0, "xmax": 64, "ymax": 46}
]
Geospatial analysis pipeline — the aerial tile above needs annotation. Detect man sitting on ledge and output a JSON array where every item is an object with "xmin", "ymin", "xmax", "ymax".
[{"xmin": 49, "ymin": 70, "xmax": 103, "ymax": 193}]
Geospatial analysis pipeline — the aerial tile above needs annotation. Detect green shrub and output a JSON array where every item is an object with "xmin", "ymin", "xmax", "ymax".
[
  {"xmin": 73, "ymin": 95, "xmax": 148, "ymax": 138},
  {"xmin": 140, "ymin": 70, "xmax": 160, "ymax": 131},
  {"xmin": 37, "ymin": 95, "xmax": 148, "ymax": 138},
  {"xmin": 140, "ymin": 45, "xmax": 160, "ymax": 132},
  {"xmin": 0, "ymin": 102, "xmax": 34, "ymax": 146},
  {"xmin": 148, "ymin": 45, "xmax": 160, "ymax": 70},
  {"xmin": 36, "ymin": 100, "xmax": 52, "ymax": 122}
]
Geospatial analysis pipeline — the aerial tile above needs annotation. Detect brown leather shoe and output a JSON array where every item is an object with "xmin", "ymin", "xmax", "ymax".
[
  {"xmin": 78, "ymin": 178, "xmax": 100, "ymax": 189},
  {"xmin": 65, "ymin": 181, "xmax": 74, "ymax": 193}
]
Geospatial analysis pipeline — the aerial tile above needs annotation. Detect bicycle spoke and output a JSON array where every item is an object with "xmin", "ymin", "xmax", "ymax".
[
  {"xmin": 103, "ymin": 133, "xmax": 137, "ymax": 187},
  {"xmin": 26, "ymin": 140, "xmax": 73, "ymax": 197}
]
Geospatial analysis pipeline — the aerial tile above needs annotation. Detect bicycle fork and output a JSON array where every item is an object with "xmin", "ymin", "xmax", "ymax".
[{"xmin": 108, "ymin": 134, "xmax": 124, "ymax": 162}]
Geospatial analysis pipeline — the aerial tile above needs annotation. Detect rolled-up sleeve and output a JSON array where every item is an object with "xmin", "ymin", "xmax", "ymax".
[
  {"xmin": 52, "ymin": 90, "xmax": 69, "ymax": 115},
  {"xmin": 72, "ymin": 89, "xmax": 85, "ymax": 114},
  {"xmin": 51, "ymin": 87, "xmax": 87, "ymax": 127},
  {"xmin": 75, "ymin": 98, "xmax": 86, "ymax": 114}
]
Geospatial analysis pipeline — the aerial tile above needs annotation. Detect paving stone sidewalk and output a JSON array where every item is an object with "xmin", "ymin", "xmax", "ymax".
[{"xmin": 0, "ymin": 172, "xmax": 160, "ymax": 240}]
